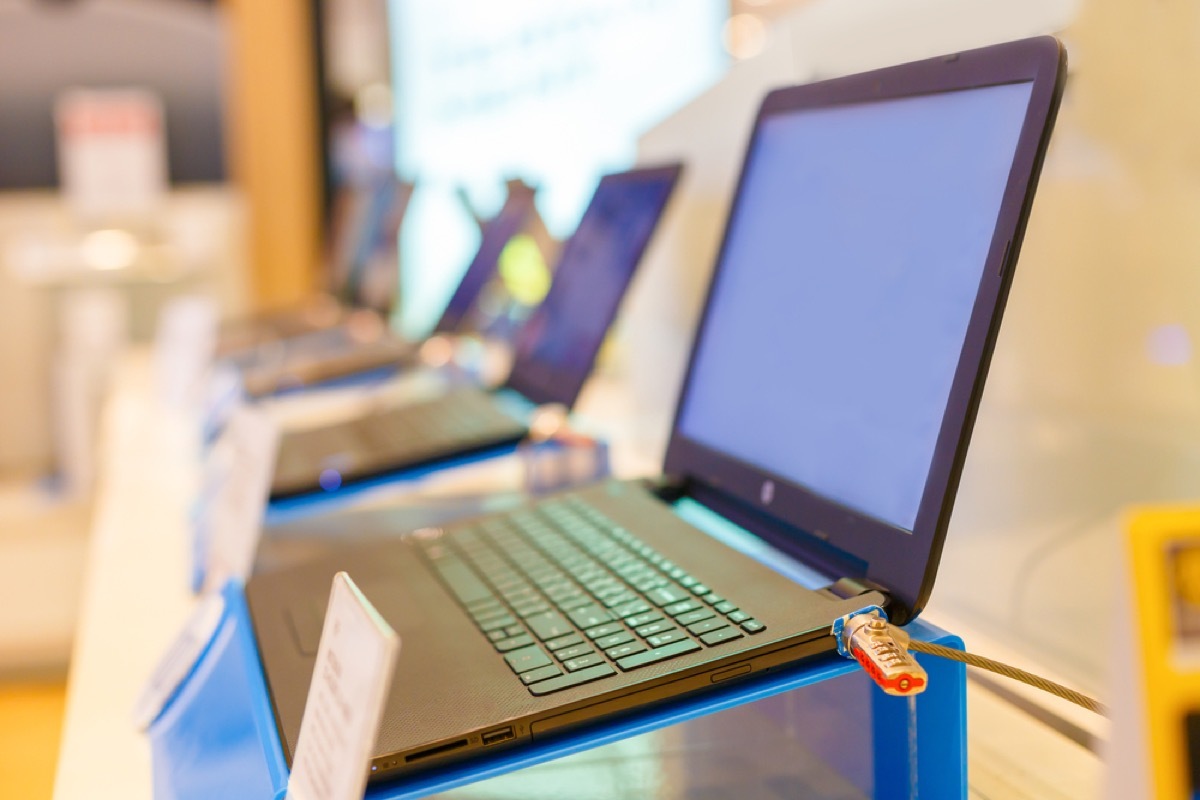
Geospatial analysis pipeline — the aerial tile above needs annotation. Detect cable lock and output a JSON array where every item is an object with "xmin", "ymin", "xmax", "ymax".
[{"xmin": 832, "ymin": 608, "xmax": 1107, "ymax": 715}]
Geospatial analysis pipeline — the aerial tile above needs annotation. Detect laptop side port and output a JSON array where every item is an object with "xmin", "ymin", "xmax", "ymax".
[{"xmin": 481, "ymin": 726, "xmax": 515, "ymax": 746}]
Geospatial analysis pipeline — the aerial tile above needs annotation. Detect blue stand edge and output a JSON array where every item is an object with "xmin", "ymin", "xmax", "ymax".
[{"xmin": 148, "ymin": 581, "xmax": 967, "ymax": 800}]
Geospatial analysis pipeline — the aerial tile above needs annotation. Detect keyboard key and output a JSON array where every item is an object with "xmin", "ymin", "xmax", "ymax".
[
  {"xmin": 631, "ymin": 576, "xmax": 667, "ymax": 593},
  {"xmin": 525, "ymin": 612, "xmax": 573, "ymax": 641},
  {"xmin": 635, "ymin": 620, "xmax": 675, "ymax": 638},
  {"xmin": 687, "ymin": 618, "xmax": 728, "ymax": 636},
  {"xmin": 471, "ymin": 606, "xmax": 510, "ymax": 623},
  {"xmin": 601, "ymin": 592, "xmax": 638, "ymax": 609},
  {"xmin": 678, "ymin": 575, "xmax": 698, "ymax": 589},
  {"xmin": 615, "ymin": 639, "xmax": 702, "ymax": 671},
  {"xmin": 558, "ymin": 595, "xmax": 593, "ymax": 612},
  {"xmin": 700, "ymin": 627, "xmax": 744, "ymax": 646},
  {"xmin": 688, "ymin": 584, "xmax": 710, "ymax": 596},
  {"xmin": 479, "ymin": 615, "xmax": 518, "ymax": 632},
  {"xmin": 605, "ymin": 641, "xmax": 646, "ymax": 659},
  {"xmin": 728, "ymin": 610, "xmax": 750, "ymax": 624},
  {"xmin": 594, "ymin": 631, "xmax": 634, "ymax": 650},
  {"xmin": 567, "ymin": 604, "xmax": 613, "ymax": 629},
  {"xmin": 664, "ymin": 600, "xmax": 702, "ymax": 617},
  {"xmin": 520, "ymin": 664, "xmax": 563, "ymax": 685},
  {"xmin": 504, "ymin": 645, "xmax": 552, "ymax": 674},
  {"xmin": 612, "ymin": 600, "xmax": 651, "ymax": 619},
  {"xmin": 676, "ymin": 608, "xmax": 715, "ymax": 626},
  {"xmin": 467, "ymin": 598, "xmax": 503, "ymax": 613},
  {"xmin": 544, "ymin": 633, "xmax": 583, "ymax": 652},
  {"xmin": 585, "ymin": 622, "xmax": 624, "ymax": 640},
  {"xmin": 645, "ymin": 585, "xmax": 690, "ymax": 607},
  {"xmin": 703, "ymin": 594, "xmax": 725, "ymax": 606},
  {"xmin": 741, "ymin": 619, "xmax": 766, "ymax": 634},
  {"xmin": 495, "ymin": 634, "xmax": 534, "ymax": 652},
  {"xmin": 512, "ymin": 601, "xmax": 551, "ymax": 619},
  {"xmin": 563, "ymin": 653, "xmax": 606, "ymax": 672},
  {"xmin": 625, "ymin": 611, "xmax": 663, "ymax": 629},
  {"xmin": 645, "ymin": 629, "xmax": 688, "ymax": 647},
  {"xmin": 555, "ymin": 644, "xmax": 594, "ymax": 661},
  {"xmin": 527, "ymin": 663, "xmax": 615, "ymax": 695},
  {"xmin": 486, "ymin": 629, "xmax": 506, "ymax": 642},
  {"xmin": 503, "ymin": 624, "xmax": 525, "ymax": 638},
  {"xmin": 714, "ymin": 601, "xmax": 737, "ymax": 614}
]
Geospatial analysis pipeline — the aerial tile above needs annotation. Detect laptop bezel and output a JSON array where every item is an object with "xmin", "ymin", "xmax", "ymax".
[
  {"xmin": 503, "ymin": 162, "xmax": 684, "ymax": 408},
  {"xmin": 662, "ymin": 37, "xmax": 1066, "ymax": 623}
]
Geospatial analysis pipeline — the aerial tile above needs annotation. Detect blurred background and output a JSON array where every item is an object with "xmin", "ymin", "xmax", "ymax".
[{"xmin": 2, "ymin": 0, "xmax": 1198, "ymax": 797}]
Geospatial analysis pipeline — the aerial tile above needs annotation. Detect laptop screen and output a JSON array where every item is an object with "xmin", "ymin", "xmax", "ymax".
[
  {"xmin": 431, "ymin": 190, "xmax": 535, "ymax": 335},
  {"xmin": 505, "ymin": 164, "xmax": 682, "ymax": 408},
  {"xmin": 676, "ymin": 81, "xmax": 1034, "ymax": 532}
]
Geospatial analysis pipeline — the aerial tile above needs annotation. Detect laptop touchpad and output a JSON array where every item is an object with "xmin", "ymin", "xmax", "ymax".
[{"xmin": 284, "ymin": 578, "xmax": 430, "ymax": 656}]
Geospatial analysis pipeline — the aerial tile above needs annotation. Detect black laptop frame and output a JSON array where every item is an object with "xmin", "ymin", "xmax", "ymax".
[
  {"xmin": 503, "ymin": 163, "xmax": 683, "ymax": 408},
  {"xmin": 663, "ymin": 37, "xmax": 1066, "ymax": 624}
]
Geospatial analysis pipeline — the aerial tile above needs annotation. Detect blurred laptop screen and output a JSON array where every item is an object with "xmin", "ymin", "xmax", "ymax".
[
  {"xmin": 507, "ymin": 168, "xmax": 678, "ymax": 406},
  {"xmin": 677, "ymin": 81, "xmax": 1034, "ymax": 530}
]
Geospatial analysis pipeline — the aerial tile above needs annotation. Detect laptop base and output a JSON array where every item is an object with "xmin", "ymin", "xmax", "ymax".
[{"xmin": 149, "ymin": 580, "xmax": 967, "ymax": 799}]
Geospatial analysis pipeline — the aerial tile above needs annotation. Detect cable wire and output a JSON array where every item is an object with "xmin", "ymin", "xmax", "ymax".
[{"xmin": 906, "ymin": 639, "xmax": 1107, "ymax": 715}]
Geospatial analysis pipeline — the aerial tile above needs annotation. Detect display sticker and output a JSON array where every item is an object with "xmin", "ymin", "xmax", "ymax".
[
  {"xmin": 132, "ymin": 592, "xmax": 226, "ymax": 730},
  {"xmin": 287, "ymin": 573, "xmax": 400, "ymax": 800},
  {"xmin": 202, "ymin": 404, "xmax": 279, "ymax": 593}
]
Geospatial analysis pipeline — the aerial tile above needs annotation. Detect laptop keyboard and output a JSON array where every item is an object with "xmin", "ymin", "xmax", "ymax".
[{"xmin": 418, "ymin": 494, "xmax": 766, "ymax": 696}]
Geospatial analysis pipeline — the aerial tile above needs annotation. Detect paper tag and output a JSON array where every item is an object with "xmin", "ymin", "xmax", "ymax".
[
  {"xmin": 55, "ymin": 89, "xmax": 167, "ymax": 222},
  {"xmin": 201, "ymin": 365, "xmax": 245, "ymax": 445},
  {"xmin": 287, "ymin": 573, "xmax": 400, "ymax": 800},
  {"xmin": 189, "ymin": 438, "xmax": 234, "ymax": 592},
  {"xmin": 202, "ymin": 405, "xmax": 279, "ymax": 592},
  {"xmin": 132, "ymin": 592, "xmax": 226, "ymax": 730},
  {"xmin": 155, "ymin": 295, "xmax": 219, "ymax": 408}
]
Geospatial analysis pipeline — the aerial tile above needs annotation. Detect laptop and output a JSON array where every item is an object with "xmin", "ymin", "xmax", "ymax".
[
  {"xmin": 232, "ymin": 182, "xmax": 536, "ymax": 398},
  {"xmin": 217, "ymin": 177, "xmax": 415, "ymax": 356},
  {"xmin": 247, "ymin": 37, "xmax": 1065, "ymax": 781},
  {"xmin": 268, "ymin": 163, "xmax": 685, "ymax": 498}
]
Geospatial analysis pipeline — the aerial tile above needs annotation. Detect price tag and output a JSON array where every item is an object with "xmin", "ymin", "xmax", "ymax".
[
  {"xmin": 155, "ymin": 295, "xmax": 219, "ymax": 409},
  {"xmin": 287, "ymin": 573, "xmax": 399, "ymax": 800},
  {"xmin": 132, "ymin": 592, "xmax": 226, "ymax": 730},
  {"xmin": 201, "ymin": 365, "xmax": 245, "ymax": 446},
  {"xmin": 202, "ymin": 404, "xmax": 279, "ymax": 592},
  {"xmin": 55, "ymin": 89, "xmax": 167, "ymax": 222}
]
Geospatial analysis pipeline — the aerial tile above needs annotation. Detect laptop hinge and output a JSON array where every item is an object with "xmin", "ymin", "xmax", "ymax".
[{"xmin": 818, "ymin": 576, "xmax": 888, "ymax": 603}]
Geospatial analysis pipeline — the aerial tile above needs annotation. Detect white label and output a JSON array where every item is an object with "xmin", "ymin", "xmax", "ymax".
[
  {"xmin": 201, "ymin": 365, "xmax": 245, "ymax": 444},
  {"xmin": 202, "ymin": 405, "xmax": 279, "ymax": 592},
  {"xmin": 287, "ymin": 573, "xmax": 400, "ymax": 800},
  {"xmin": 155, "ymin": 295, "xmax": 219, "ymax": 409},
  {"xmin": 132, "ymin": 592, "xmax": 226, "ymax": 730},
  {"xmin": 55, "ymin": 89, "xmax": 167, "ymax": 222}
]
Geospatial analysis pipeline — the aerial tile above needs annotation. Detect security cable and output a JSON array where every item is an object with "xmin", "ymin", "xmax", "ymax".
[{"xmin": 833, "ymin": 607, "xmax": 1106, "ymax": 716}]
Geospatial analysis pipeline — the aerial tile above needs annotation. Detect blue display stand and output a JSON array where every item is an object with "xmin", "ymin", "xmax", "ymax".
[
  {"xmin": 264, "ymin": 443, "xmax": 524, "ymax": 526},
  {"xmin": 148, "ymin": 582, "xmax": 967, "ymax": 800}
]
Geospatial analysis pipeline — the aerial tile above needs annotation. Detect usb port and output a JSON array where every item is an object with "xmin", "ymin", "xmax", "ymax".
[{"xmin": 481, "ymin": 726, "xmax": 514, "ymax": 746}]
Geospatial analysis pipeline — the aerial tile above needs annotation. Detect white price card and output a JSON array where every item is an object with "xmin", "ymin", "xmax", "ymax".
[
  {"xmin": 132, "ymin": 591, "xmax": 226, "ymax": 730},
  {"xmin": 55, "ymin": 89, "xmax": 167, "ymax": 222},
  {"xmin": 201, "ymin": 364, "xmax": 245, "ymax": 445},
  {"xmin": 203, "ymin": 404, "xmax": 279, "ymax": 592},
  {"xmin": 287, "ymin": 573, "xmax": 400, "ymax": 800}
]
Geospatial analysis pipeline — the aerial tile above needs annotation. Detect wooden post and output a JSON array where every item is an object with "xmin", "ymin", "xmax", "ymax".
[{"xmin": 221, "ymin": 0, "xmax": 323, "ymax": 309}]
